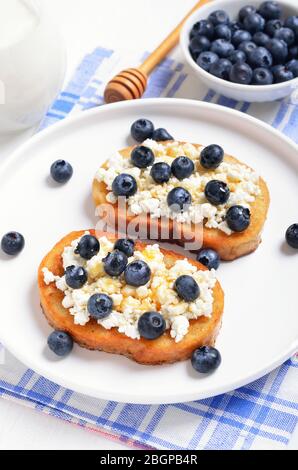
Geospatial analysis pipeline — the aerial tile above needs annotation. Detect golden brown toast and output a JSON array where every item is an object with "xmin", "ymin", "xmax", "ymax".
[
  {"xmin": 92, "ymin": 142, "xmax": 270, "ymax": 261},
  {"xmin": 38, "ymin": 230, "xmax": 224, "ymax": 365}
]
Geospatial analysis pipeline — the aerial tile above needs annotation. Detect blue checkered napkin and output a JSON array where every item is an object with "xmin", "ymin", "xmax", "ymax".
[{"xmin": 1, "ymin": 47, "xmax": 297, "ymax": 450}]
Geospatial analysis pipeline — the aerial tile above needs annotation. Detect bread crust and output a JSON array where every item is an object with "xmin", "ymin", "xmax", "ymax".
[
  {"xmin": 92, "ymin": 142, "xmax": 270, "ymax": 261},
  {"xmin": 38, "ymin": 230, "xmax": 224, "ymax": 365}
]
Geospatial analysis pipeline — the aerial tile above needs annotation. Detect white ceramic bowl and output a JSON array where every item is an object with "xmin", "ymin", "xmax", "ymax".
[{"xmin": 180, "ymin": 0, "xmax": 298, "ymax": 102}]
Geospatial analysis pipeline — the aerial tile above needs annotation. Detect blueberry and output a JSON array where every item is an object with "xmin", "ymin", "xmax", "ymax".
[
  {"xmin": 232, "ymin": 30, "xmax": 252, "ymax": 47},
  {"xmin": 48, "ymin": 331, "xmax": 73, "ymax": 357},
  {"xmin": 288, "ymin": 46, "xmax": 298, "ymax": 60},
  {"xmin": 238, "ymin": 41, "xmax": 257, "ymax": 55},
  {"xmin": 265, "ymin": 19, "xmax": 283, "ymax": 37},
  {"xmin": 287, "ymin": 59, "xmax": 298, "ymax": 77},
  {"xmin": 200, "ymin": 144, "xmax": 224, "ymax": 169},
  {"xmin": 124, "ymin": 260, "xmax": 151, "ymax": 287},
  {"xmin": 229, "ymin": 62, "xmax": 253, "ymax": 84},
  {"xmin": 174, "ymin": 275, "xmax": 200, "ymax": 302},
  {"xmin": 214, "ymin": 24, "xmax": 231, "ymax": 41},
  {"xmin": 87, "ymin": 293, "xmax": 113, "ymax": 320},
  {"xmin": 204, "ymin": 180, "xmax": 230, "ymax": 205},
  {"xmin": 230, "ymin": 22, "xmax": 243, "ymax": 33},
  {"xmin": 152, "ymin": 128, "xmax": 174, "ymax": 142},
  {"xmin": 267, "ymin": 38, "xmax": 288, "ymax": 64},
  {"xmin": 285, "ymin": 223, "xmax": 298, "ymax": 249},
  {"xmin": 226, "ymin": 205, "xmax": 251, "ymax": 232},
  {"xmin": 197, "ymin": 51, "xmax": 219, "ymax": 72},
  {"xmin": 228, "ymin": 50, "xmax": 247, "ymax": 64},
  {"xmin": 114, "ymin": 238, "xmax": 135, "ymax": 257},
  {"xmin": 65, "ymin": 265, "xmax": 87, "ymax": 289},
  {"xmin": 191, "ymin": 346, "xmax": 221, "ymax": 373},
  {"xmin": 272, "ymin": 64, "xmax": 294, "ymax": 82},
  {"xmin": 208, "ymin": 10, "xmax": 230, "ymax": 26},
  {"xmin": 285, "ymin": 16, "xmax": 298, "ymax": 39},
  {"xmin": 150, "ymin": 162, "xmax": 172, "ymax": 184},
  {"xmin": 258, "ymin": 1, "xmax": 282, "ymax": 21},
  {"xmin": 138, "ymin": 312, "xmax": 166, "ymax": 340},
  {"xmin": 131, "ymin": 145, "xmax": 155, "ymax": 168},
  {"xmin": 112, "ymin": 174, "xmax": 137, "ymax": 197},
  {"xmin": 243, "ymin": 13, "xmax": 265, "ymax": 34},
  {"xmin": 196, "ymin": 249, "xmax": 220, "ymax": 270},
  {"xmin": 253, "ymin": 31, "xmax": 270, "ymax": 47},
  {"xmin": 247, "ymin": 47, "xmax": 273, "ymax": 68},
  {"xmin": 1, "ymin": 232, "xmax": 25, "ymax": 256},
  {"xmin": 167, "ymin": 187, "xmax": 192, "ymax": 212},
  {"xmin": 239, "ymin": 5, "xmax": 257, "ymax": 22},
  {"xmin": 209, "ymin": 58, "xmax": 232, "ymax": 80},
  {"xmin": 252, "ymin": 67, "xmax": 273, "ymax": 84},
  {"xmin": 210, "ymin": 39, "xmax": 234, "ymax": 58},
  {"xmin": 274, "ymin": 28, "xmax": 295, "ymax": 46},
  {"xmin": 74, "ymin": 235, "xmax": 100, "ymax": 260},
  {"xmin": 189, "ymin": 36, "xmax": 211, "ymax": 59},
  {"xmin": 103, "ymin": 250, "xmax": 128, "ymax": 277},
  {"xmin": 50, "ymin": 160, "xmax": 73, "ymax": 184},
  {"xmin": 130, "ymin": 119, "xmax": 154, "ymax": 142},
  {"xmin": 190, "ymin": 20, "xmax": 214, "ymax": 40},
  {"xmin": 171, "ymin": 156, "xmax": 194, "ymax": 180}
]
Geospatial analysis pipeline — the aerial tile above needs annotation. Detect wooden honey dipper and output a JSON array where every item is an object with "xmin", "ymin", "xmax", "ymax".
[{"xmin": 104, "ymin": 0, "xmax": 212, "ymax": 104}]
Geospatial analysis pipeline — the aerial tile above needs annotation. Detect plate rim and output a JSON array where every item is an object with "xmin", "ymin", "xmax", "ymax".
[{"xmin": 1, "ymin": 97, "xmax": 297, "ymax": 404}]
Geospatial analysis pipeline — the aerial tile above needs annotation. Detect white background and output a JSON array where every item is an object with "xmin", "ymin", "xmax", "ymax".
[{"xmin": 0, "ymin": 0, "xmax": 297, "ymax": 450}]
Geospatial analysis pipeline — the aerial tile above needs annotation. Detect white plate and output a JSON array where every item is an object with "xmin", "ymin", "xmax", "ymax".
[{"xmin": 0, "ymin": 98, "xmax": 297, "ymax": 405}]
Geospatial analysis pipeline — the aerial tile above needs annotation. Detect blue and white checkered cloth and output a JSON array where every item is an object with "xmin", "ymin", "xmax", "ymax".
[{"xmin": 1, "ymin": 46, "xmax": 297, "ymax": 450}]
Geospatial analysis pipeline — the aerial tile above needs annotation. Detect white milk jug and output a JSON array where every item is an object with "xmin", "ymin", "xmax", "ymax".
[{"xmin": 0, "ymin": 0, "xmax": 66, "ymax": 133}]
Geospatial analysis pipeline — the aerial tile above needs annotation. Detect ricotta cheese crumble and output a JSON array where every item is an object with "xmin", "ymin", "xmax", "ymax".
[
  {"xmin": 96, "ymin": 139, "xmax": 261, "ymax": 235},
  {"xmin": 43, "ymin": 233, "xmax": 217, "ymax": 342}
]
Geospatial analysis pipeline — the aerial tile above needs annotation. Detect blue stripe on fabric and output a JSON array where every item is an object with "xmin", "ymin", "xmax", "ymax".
[
  {"xmin": 282, "ymin": 105, "xmax": 298, "ymax": 141},
  {"xmin": 166, "ymin": 73, "xmax": 188, "ymax": 97}
]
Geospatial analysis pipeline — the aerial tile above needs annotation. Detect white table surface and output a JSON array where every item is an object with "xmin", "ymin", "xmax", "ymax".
[{"xmin": 0, "ymin": 0, "xmax": 297, "ymax": 450}]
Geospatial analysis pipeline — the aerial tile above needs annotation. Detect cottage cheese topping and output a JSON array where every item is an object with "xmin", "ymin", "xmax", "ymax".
[
  {"xmin": 96, "ymin": 140, "xmax": 261, "ymax": 235},
  {"xmin": 43, "ymin": 234, "xmax": 217, "ymax": 342}
]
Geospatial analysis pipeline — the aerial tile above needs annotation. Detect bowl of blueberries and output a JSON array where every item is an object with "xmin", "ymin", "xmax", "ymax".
[{"xmin": 180, "ymin": 0, "xmax": 298, "ymax": 102}]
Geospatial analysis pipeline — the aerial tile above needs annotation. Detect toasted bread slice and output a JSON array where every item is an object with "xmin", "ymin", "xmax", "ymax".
[
  {"xmin": 92, "ymin": 142, "xmax": 270, "ymax": 261},
  {"xmin": 38, "ymin": 230, "xmax": 224, "ymax": 365}
]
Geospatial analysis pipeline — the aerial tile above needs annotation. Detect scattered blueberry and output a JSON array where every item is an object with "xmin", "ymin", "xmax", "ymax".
[
  {"xmin": 214, "ymin": 24, "xmax": 232, "ymax": 41},
  {"xmin": 197, "ymin": 51, "xmax": 219, "ymax": 71},
  {"xmin": 238, "ymin": 40, "xmax": 257, "ymax": 55},
  {"xmin": 228, "ymin": 50, "xmax": 247, "ymax": 64},
  {"xmin": 48, "ymin": 331, "xmax": 73, "ymax": 357},
  {"xmin": 200, "ymin": 144, "xmax": 224, "ymax": 169},
  {"xmin": 130, "ymin": 119, "xmax": 154, "ymax": 142},
  {"xmin": 103, "ymin": 250, "xmax": 128, "ymax": 277},
  {"xmin": 174, "ymin": 275, "xmax": 200, "ymax": 302},
  {"xmin": 287, "ymin": 59, "xmax": 298, "ymax": 77},
  {"xmin": 285, "ymin": 16, "xmax": 298, "ymax": 38},
  {"xmin": 74, "ymin": 235, "xmax": 100, "ymax": 260},
  {"xmin": 167, "ymin": 187, "xmax": 192, "ymax": 212},
  {"xmin": 50, "ymin": 160, "xmax": 73, "ymax": 184},
  {"xmin": 204, "ymin": 180, "xmax": 230, "ymax": 206},
  {"xmin": 65, "ymin": 265, "xmax": 88, "ymax": 289},
  {"xmin": 138, "ymin": 312, "xmax": 166, "ymax": 340},
  {"xmin": 210, "ymin": 39, "xmax": 234, "ymax": 58},
  {"xmin": 274, "ymin": 27, "xmax": 295, "ymax": 46},
  {"xmin": 114, "ymin": 238, "xmax": 135, "ymax": 257},
  {"xmin": 267, "ymin": 38, "xmax": 288, "ymax": 64},
  {"xmin": 239, "ymin": 5, "xmax": 257, "ymax": 22},
  {"xmin": 285, "ymin": 223, "xmax": 298, "ymax": 249},
  {"xmin": 191, "ymin": 346, "xmax": 221, "ymax": 374},
  {"xmin": 208, "ymin": 10, "xmax": 230, "ymax": 26},
  {"xmin": 230, "ymin": 62, "xmax": 253, "ymax": 84},
  {"xmin": 112, "ymin": 174, "xmax": 137, "ymax": 197},
  {"xmin": 265, "ymin": 19, "xmax": 283, "ymax": 37},
  {"xmin": 189, "ymin": 36, "xmax": 211, "ymax": 59},
  {"xmin": 247, "ymin": 46, "xmax": 273, "ymax": 68},
  {"xmin": 124, "ymin": 260, "xmax": 151, "ymax": 287},
  {"xmin": 258, "ymin": 1, "xmax": 282, "ymax": 21},
  {"xmin": 243, "ymin": 13, "xmax": 265, "ymax": 34},
  {"xmin": 150, "ymin": 162, "xmax": 172, "ymax": 184},
  {"xmin": 171, "ymin": 156, "xmax": 194, "ymax": 180},
  {"xmin": 252, "ymin": 67, "xmax": 273, "ymax": 84},
  {"xmin": 1, "ymin": 232, "xmax": 25, "ymax": 256},
  {"xmin": 226, "ymin": 205, "xmax": 251, "ymax": 232},
  {"xmin": 196, "ymin": 249, "xmax": 220, "ymax": 270},
  {"xmin": 190, "ymin": 20, "xmax": 214, "ymax": 40},
  {"xmin": 209, "ymin": 58, "xmax": 232, "ymax": 80},
  {"xmin": 87, "ymin": 293, "xmax": 113, "ymax": 320},
  {"xmin": 152, "ymin": 128, "xmax": 174, "ymax": 141},
  {"xmin": 131, "ymin": 145, "xmax": 154, "ymax": 168},
  {"xmin": 272, "ymin": 64, "xmax": 294, "ymax": 82},
  {"xmin": 253, "ymin": 31, "xmax": 270, "ymax": 47},
  {"xmin": 232, "ymin": 30, "xmax": 252, "ymax": 47}
]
